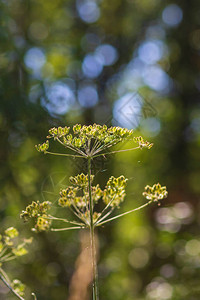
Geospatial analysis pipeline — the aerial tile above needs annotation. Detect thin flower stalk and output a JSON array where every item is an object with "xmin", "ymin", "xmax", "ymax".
[
  {"xmin": 92, "ymin": 146, "xmax": 141, "ymax": 158},
  {"xmin": 94, "ymin": 194, "xmax": 118, "ymax": 224},
  {"xmin": 94, "ymin": 207, "xmax": 115, "ymax": 226},
  {"xmin": 71, "ymin": 205, "xmax": 89, "ymax": 225},
  {"xmin": 45, "ymin": 151, "xmax": 84, "ymax": 159},
  {"xmin": 88, "ymin": 157, "xmax": 99, "ymax": 300},
  {"xmin": 51, "ymin": 226, "xmax": 84, "ymax": 232},
  {"xmin": 96, "ymin": 201, "xmax": 152, "ymax": 227},
  {"xmin": 47, "ymin": 215, "xmax": 84, "ymax": 226}
]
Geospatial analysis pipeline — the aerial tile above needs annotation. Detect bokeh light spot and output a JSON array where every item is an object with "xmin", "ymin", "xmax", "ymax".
[
  {"xmin": 138, "ymin": 40, "xmax": 164, "ymax": 64},
  {"xmin": 185, "ymin": 239, "xmax": 200, "ymax": 256},
  {"xmin": 173, "ymin": 202, "xmax": 193, "ymax": 219},
  {"xmin": 141, "ymin": 117, "xmax": 161, "ymax": 137},
  {"xmin": 129, "ymin": 248, "xmax": 149, "ymax": 268},
  {"xmin": 160, "ymin": 264, "xmax": 175, "ymax": 278},
  {"xmin": 42, "ymin": 81, "xmax": 75, "ymax": 115},
  {"xmin": 95, "ymin": 44, "xmax": 118, "ymax": 66},
  {"xmin": 24, "ymin": 47, "xmax": 46, "ymax": 77},
  {"xmin": 142, "ymin": 65, "xmax": 171, "ymax": 92},
  {"xmin": 76, "ymin": 0, "xmax": 100, "ymax": 23},
  {"xmin": 78, "ymin": 84, "xmax": 98, "ymax": 108},
  {"xmin": 146, "ymin": 281, "xmax": 173, "ymax": 299},
  {"xmin": 113, "ymin": 92, "xmax": 143, "ymax": 129},
  {"xmin": 162, "ymin": 4, "xmax": 183, "ymax": 27},
  {"xmin": 82, "ymin": 53, "xmax": 103, "ymax": 78},
  {"xmin": 155, "ymin": 207, "xmax": 181, "ymax": 233}
]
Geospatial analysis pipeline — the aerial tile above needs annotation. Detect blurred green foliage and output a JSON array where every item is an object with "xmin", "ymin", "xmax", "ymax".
[{"xmin": 0, "ymin": 0, "xmax": 200, "ymax": 299}]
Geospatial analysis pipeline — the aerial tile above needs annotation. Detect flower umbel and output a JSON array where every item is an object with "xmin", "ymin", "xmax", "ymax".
[
  {"xmin": 20, "ymin": 201, "xmax": 52, "ymax": 232},
  {"xmin": 103, "ymin": 175, "xmax": 128, "ymax": 207},
  {"xmin": 35, "ymin": 140, "xmax": 49, "ymax": 153},
  {"xmin": 143, "ymin": 183, "xmax": 168, "ymax": 202},
  {"xmin": 35, "ymin": 124, "xmax": 153, "ymax": 159},
  {"xmin": 134, "ymin": 136, "xmax": 153, "ymax": 149},
  {"xmin": 21, "ymin": 174, "xmax": 168, "ymax": 233}
]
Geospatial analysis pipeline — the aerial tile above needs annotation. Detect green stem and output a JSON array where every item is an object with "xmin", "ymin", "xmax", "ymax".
[
  {"xmin": 56, "ymin": 138, "xmax": 87, "ymax": 157},
  {"xmin": 94, "ymin": 194, "xmax": 117, "ymax": 225},
  {"xmin": 92, "ymin": 146, "xmax": 140, "ymax": 158},
  {"xmin": 1, "ymin": 255, "xmax": 17, "ymax": 262},
  {"xmin": 0, "ymin": 253, "xmax": 14, "ymax": 262},
  {"xmin": 47, "ymin": 215, "xmax": 84, "ymax": 226},
  {"xmin": 51, "ymin": 226, "xmax": 83, "ymax": 231},
  {"xmin": 0, "ymin": 246, "xmax": 8, "ymax": 258},
  {"xmin": 96, "ymin": 201, "xmax": 152, "ymax": 226},
  {"xmin": 95, "ymin": 207, "xmax": 115, "ymax": 226},
  {"xmin": 45, "ymin": 151, "xmax": 85, "ymax": 159},
  {"xmin": 31, "ymin": 293, "xmax": 37, "ymax": 300},
  {"xmin": 88, "ymin": 157, "xmax": 99, "ymax": 300}
]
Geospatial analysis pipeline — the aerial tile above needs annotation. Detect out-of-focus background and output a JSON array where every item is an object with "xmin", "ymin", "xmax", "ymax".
[{"xmin": 0, "ymin": 0, "xmax": 200, "ymax": 299}]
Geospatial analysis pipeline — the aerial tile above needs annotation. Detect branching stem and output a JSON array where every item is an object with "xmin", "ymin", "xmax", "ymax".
[
  {"xmin": 96, "ymin": 201, "xmax": 152, "ymax": 226},
  {"xmin": 94, "ymin": 194, "xmax": 117, "ymax": 225},
  {"xmin": 92, "ymin": 146, "xmax": 140, "ymax": 158},
  {"xmin": 56, "ymin": 138, "xmax": 86, "ymax": 157}
]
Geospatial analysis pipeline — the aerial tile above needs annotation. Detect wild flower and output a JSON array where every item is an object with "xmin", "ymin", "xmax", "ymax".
[
  {"xmin": 143, "ymin": 183, "xmax": 168, "ymax": 202},
  {"xmin": 35, "ymin": 124, "xmax": 153, "ymax": 158},
  {"xmin": 21, "ymin": 124, "xmax": 167, "ymax": 300}
]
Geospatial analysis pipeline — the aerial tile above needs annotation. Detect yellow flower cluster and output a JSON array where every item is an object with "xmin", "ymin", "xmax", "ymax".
[
  {"xmin": 35, "ymin": 124, "xmax": 152, "ymax": 157},
  {"xmin": 143, "ymin": 183, "xmax": 168, "ymax": 202}
]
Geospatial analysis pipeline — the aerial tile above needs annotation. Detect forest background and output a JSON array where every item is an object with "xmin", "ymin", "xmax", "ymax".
[{"xmin": 0, "ymin": 0, "xmax": 200, "ymax": 299}]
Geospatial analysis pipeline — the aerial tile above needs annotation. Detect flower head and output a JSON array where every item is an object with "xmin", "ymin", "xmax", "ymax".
[
  {"xmin": 20, "ymin": 201, "xmax": 52, "ymax": 232},
  {"xmin": 143, "ymin": 183, "xmax": 168, "ymax": 202},
  {"xmin": 35, "ymin": 124, "xmax": 153, "ymax": 158},
  {"xmin": 103, "ymin": 175, "xmax": 128, "ymax": 207}
]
